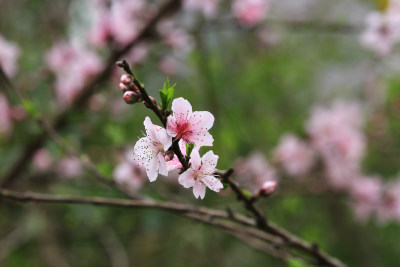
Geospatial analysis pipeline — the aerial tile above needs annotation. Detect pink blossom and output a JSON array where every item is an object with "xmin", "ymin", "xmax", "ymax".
[
  {"xmin": 163, "ymin": 28, "xmax": 193, "ymax": 54},
  {"xmin": 88, "ymin": 0, "xmax": 147, "ymax": 47},
  {"xmin": 114, "ymin": 151, "xmax": 146, "ymax": 190},
  {"xmin": 307, "ymin": 102, "xmax": 366, "ymax": 189},
  {"xmin": 45, "ymin": 41, "xmax": 102, "ymax": 106},
  {"xmin": 56, "ymin": 156, "xmax": 83, "ymax": 179},
  {"xmin": 274, "ymin": 134, "xmax": 314, "ymax": 177},
  {"xmin": 0, "ymin": 94, "xmax": 12, "ymax": 136},
  {"xmin": 350, "ymin": 176, "xmax": 382, "ymax": 222},
  {"xmin": 167, "ymin": 97, "xmax": 214, "ymax": 147},
  {"xmin": 360, "ymin": 11, "xmax": 400, "ymax": 57},
  {"xmin": 259, "ymin": 180, "xmax": 277, "ymax": 195},
  {"xmin": 178, "ymin": 150, "xmax": 223, "ymax": 199},
  {"xmin": 0, "ymin": 34, "xmax": 20, "ymax": 78},
  {"xmin": 376, "ymin": 180, "xmax": 400, "ymax": 224},
  {"xmin": 159, "ymin": 56, "xmax": 179, "ymax": 76},
  {"xmin": 234, "ymin": 152, "xmax": 277, "ymax": 194},
  {"xmin": 232, "ymin": 0, "xmax": 270, "ymax": 27},
  {"xmin": 184, "ymin": 0, "xmax": 220, "ymax": 19},
  {"xmin": 32, "ymin": 149, "xmax": 53, "ymax": 171},
  {"xmin": 133, "ymin": 116, "xmax": 172, "ymax": 182}
]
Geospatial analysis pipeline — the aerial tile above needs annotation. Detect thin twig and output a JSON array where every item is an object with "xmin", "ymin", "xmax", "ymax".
[{"xmin": 0, "ymin": 0, "xmax": 183, "ymax": 188}]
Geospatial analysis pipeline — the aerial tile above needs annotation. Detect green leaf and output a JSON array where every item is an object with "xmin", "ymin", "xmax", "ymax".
[
  {"xmin": 186, "ymin": 143, "xmax": 194, "ymax": 158},
  {"xmin": 21, "ymin": 100, "xmax": 39, "ymax": 118},
  {"xmin": 159, "ymin": 77, "xmax": 176, "ymax": 110}
]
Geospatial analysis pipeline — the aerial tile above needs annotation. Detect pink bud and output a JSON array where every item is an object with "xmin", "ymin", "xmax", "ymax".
[
  {"xmin": 143, "ymin": 96, "xmax": 158, "ymax": 109},
  {"xmin": 123, "ymin": 91, "xmax": 140, "ymax": 104},
  {"xmin": 119, "ymin": 82, "xmax": 128, "ymax": 92},
  {"xmin": 129, "ymin": 83, "xmax": 139, "ymax": 92},
  {"xmin": 120, "ymin": 74, "xmax": 134, "ymax": 85},
  {"xmin": 259, "ymin": 181, "xmax": 277, "ymax": 196}
]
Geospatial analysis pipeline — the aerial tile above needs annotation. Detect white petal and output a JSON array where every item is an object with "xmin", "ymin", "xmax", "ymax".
[
  {"xmin": 189, "ymin": 149, "xmax": 202, "ymax": 170},
  {"xmin": 156, "ymin": 127, "xmax": 172, "ymax": 151},
  {"xmin": 171, "ymin": 97, "xmax": 192, "ymax": 124},
  {"xmin": 178, "ymin": 169, "xmax": 195, "ymax": 188},
  {"xmin": 157, "ymin": 153, "xmax": 168, "ymax": 176},
  {"xmin": 201, "ymin": 175, "xmax": 223, "ymax": 192},
  {"xmin": 193, "ymin": 181, "xmax": 206, "ymax": 199},
  {"xmin": 200, "ymin": 150, "xmax": 218, "ymax": 174},
  {"xmin": 146, "ymin": 157, "xmax": 159, "ymax": 182},
  {"xmin": 144, "ymin": 116, "xmax": 158, "ymax": 141}
]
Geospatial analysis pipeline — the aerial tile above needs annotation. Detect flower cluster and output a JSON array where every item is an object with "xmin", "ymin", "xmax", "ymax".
[
  {"xmin": 360, "ymin": 0, "xmax": 400, "ymax": 56},
  {"xmin": 130, "ymin": 94, "xmax": 222, "ymax": 199}
]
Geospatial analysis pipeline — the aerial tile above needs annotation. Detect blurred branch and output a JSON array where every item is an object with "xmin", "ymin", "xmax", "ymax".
[
  {"xmin": 219, "ymin": 170, "xmax": 345, "ymax": 267},
  {"xmin": 0, "ymin": 0, "xmax": 183, "ymax": 188},
  {"xmin": 0, "ymin": 188, "xmax": 346, "ymax": 266}
]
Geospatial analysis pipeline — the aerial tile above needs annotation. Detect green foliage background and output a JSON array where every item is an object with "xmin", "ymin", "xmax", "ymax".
[{"xmin": 1, "ymin": 0, "xmax": 400, "ymax": 266}]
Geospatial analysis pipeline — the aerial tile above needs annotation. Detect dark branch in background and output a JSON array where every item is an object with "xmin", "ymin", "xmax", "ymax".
[
  {"xmin": 0, "ymin": 0, "xmax": 182, "ymax": 188},
  {"xmin": 0, "ymin": 188, "xmax": 344, "ymax": 266}
]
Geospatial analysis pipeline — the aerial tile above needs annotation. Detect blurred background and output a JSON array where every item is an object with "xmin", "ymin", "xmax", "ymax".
[{"xmin": 1, "ymin": 0, "xmax": 400, "ymax": 266}]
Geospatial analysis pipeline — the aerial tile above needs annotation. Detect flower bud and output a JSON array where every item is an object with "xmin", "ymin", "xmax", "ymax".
[
  {"xmin": 123, "ymin": 91, "xmax": 140, "ymax": 104},
  {"xmin": 143, "ymin": 96, "xmax": 158, "ymax": 109},
  {"xmin": 258, "ymin": 181, "xmax": 277, "ymax": 196},
  {"xmin": 129, "ymin": 83, "xmax": 139, "ymax": 92},
  {"xmin": 119, "ymin": 82, "xmax": 128, "ymax": 92},
  {"xmin": 120, "ymin": 74, "xmax": 134, "ymax": 85},
  {"xmin": 164, "ymin": 151, "xmax": 174, "ymax": 161}
]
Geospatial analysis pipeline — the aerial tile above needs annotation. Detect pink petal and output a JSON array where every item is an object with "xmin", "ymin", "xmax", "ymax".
[
  {"xmin": 171, "ymin": 97, "xmax": 192, "ymax": 125},
  {"xmin": 188, "ymin": 131, "xmax": 214, "ymax": 147},
  {"xmin": 178, "ymin": 169, "xmax": 195, "ymax": 188},
  {"xmin": 200, "ymin": 150, "xmax": 218, "ymax": 175},
  {"xmin": 193, "ymin": 180, "xmax": 206, "ymax": 199},
  {"xmin": 201, "ymin": 175, "xmax": 223, "ymax": 192},
  {"xmin": 189, "ymin": 149, "xmax": 202, "ymax": 170},
  {"xmin": 188, "ymin": 111, "xmax": 214, "ymax": 131},
  {"xmin": 166, "ymin": 115, "xmax": 178, "ymax": 137}
]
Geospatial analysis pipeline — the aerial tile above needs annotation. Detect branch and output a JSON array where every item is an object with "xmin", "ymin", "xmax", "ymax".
[
  {"xmin": 0, "ymin": 0, "xmax": 183, "ymax": 188},
  {"xmin": 219, "ymin": 170, "xmax": 345, "ymax": 267}
]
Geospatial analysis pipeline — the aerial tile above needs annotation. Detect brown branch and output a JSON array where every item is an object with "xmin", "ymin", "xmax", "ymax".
[
  {"xmin": 116, "ymin": 60, "xmax": 189, "ymax": 170},
  {"xmin": 219, "ymin": 170, "xmax": 345, "ymax": 267},
  {"xmin": 0, "ymin": 0, "xmax": 183, "ymax": 188}
]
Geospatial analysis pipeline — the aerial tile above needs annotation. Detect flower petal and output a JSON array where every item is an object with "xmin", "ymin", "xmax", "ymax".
[
  {"xmin": 188, "ymin": 131, "xmax": 214, "ymax": 147},
  {"xmin": 188, "ymin": 111, "xmax": 214, "ymax": 131},
  {"xmin": 166, "ymin": 115, "xmax": 178, "ymax": 137},
  {"xmin": 193, "ymin": 180, "xmax": 206, "ymax": 199},
  {"xmin": 144, "ymin": 116, "xmax": 158, "ymax": 141},
  {"xmin": 178, "ymin": 169, "xmax": 195, "ymax": 188},
  {"xmin": 145, "ymin": 157, "xmax": 159, "ymax": 182},
  {"xmin": 157, "ymin": 153, "xmax": 168, "ymax": 176},
  {"xmin": 200, "ymin": 150, "xmax": 218, "ymax": 174},
  {"xmin": 189, "ymin": 149, "xmax": 202, "ymax": 170},
  {"xmin": 201, "ymin": 175, "xmax": 223, "ymax": 192},
  {"xmin": 171, "ymin": 97, "xmax": 192, "ymax": 125},
  {"xmin": 155, "ymin": 127, "xmax": 172, "ymax": 151}
]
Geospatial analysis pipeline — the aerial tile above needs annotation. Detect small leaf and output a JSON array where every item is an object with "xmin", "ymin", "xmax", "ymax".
[
  {"xmin": 160, "ymin": 77, "xmax": 176, "ymax": 110},
  {"xmin": 21, "ymin": 100, "xmax": 39, "ymax": 118},
  {"xmin": 186, "ymin": 143, "xmax": 194, "ymax": 158}
]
